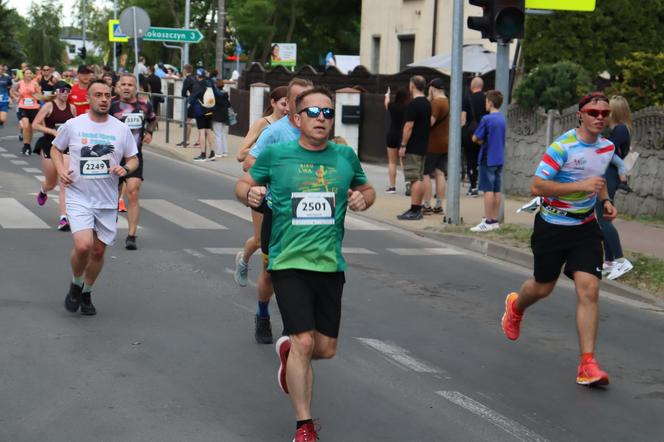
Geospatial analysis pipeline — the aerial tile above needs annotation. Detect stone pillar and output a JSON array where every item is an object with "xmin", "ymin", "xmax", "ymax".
[
  {"xmin": 173, "ymin": 79, "xmax": 183, "ymax": 121},
  {"xmin": 250, "ymin": 83, "xmax": 270, "ymax": 127},
  {"xmin": 334, "ymin": 88, "xmax": 361, "ymax": 154}
]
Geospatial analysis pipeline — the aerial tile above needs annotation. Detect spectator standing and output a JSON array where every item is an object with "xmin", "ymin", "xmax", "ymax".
[
  {"xmin": 470, "ymin": 90, "xmax": 506, "ymax": 232},
  {"xmin": 145, "ymin": 65, "xmax": 163, "ymax": 116},
  {"xmin": 384, "ymin": 86, "xmax": 410, "ymax": 193},
  {"xmin": 422, "ymin": 78, "xmax": 450, "ymax": 214},
  {"xmin": 462, "ymin": 76, "xmax": 487, "ymax": 197},
  {"xmin": 598, "ymin": 95, "xmax": 634, "ymax": 280},
  {"xmin": 397, "ymin": 75, "xmax": 432, "ymax": 220},
  {"xmin": 211, "ymin": 80, "xmax": 232, "ymax": 158},
  {"xmin": 155, "ymin": 63, "xmax": 167, "ymax": 79},
  {"xmin": 179, "ymin": 64, "xmax": 198, "ymax": 147},
  {"xmin": 189, "ymin": 68, "xmax": 221, "ymax": 161}
]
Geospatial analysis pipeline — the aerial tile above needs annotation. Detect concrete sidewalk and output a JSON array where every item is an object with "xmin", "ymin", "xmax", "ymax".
[{"xmin": 145, "ymin": 125, "xmax": 664, "ymax": 305}]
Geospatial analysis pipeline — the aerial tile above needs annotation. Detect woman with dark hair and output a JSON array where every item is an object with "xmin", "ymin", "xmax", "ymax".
[
  {"xmin": 233, "ymin": 85, "xmax": 289, "ymax": 288},
  {"xmin": 384, "ymin": 86, "xmax": 410, "ymax": 193}
]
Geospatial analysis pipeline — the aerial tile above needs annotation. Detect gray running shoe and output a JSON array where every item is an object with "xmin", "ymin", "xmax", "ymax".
[{"xmin": 234, "ymin": 251, "xmax": 248, "ymax": 287}]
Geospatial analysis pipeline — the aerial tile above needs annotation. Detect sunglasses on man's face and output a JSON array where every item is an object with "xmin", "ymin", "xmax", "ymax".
[
  {"xmin": 298, "ymin": 106, "xmax": 335, "ymax": 119},
  {"xmin": 56, "ymin": 88, "xmax": 70, "ymax": 94},
  {"xmin": 582, "ymin": 109, "xmax": 610, "ymax": 119}
]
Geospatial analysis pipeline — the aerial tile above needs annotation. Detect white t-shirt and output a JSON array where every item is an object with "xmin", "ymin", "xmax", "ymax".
[{"xmin": 53, "ymin": 113, "xmax": 138, "ymax": 209}]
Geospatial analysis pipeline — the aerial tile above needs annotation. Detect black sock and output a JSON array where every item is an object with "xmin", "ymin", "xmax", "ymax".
[
  {"xmin": 23, "ymin": 143, "xmax": 30, "ymax": 149},
  {"xmin": 411, "ymin": 205, "xmax": 422, "ymax": 212},
  {"xmin": 297, "ymin": 419, "xmax": 313, "ymax": 429}
]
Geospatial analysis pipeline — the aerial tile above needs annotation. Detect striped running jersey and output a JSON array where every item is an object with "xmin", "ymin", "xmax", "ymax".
[{"xmin": 534, "ymin": 129, "xmax": 615, "ymax": 226}]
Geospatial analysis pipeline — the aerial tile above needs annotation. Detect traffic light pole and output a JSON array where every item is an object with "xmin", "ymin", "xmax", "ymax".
[
  {"xmin": 496, "ymin": 40, "xmax": 510, "ymax": 222},
  {"xmin": 113, "ymin": 0, "xmax": 118, "ymax": 71},
  {"xmin": 446, "ymin": 0, "xmax": 464, "ymax": 225}
]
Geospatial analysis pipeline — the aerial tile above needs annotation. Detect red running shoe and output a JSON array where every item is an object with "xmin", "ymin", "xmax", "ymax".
[
  {"xmin": 501, "ymin": 292, "xmax": 523, "ymax": 341},
  {"xmin": 293, "ymin": 422, "xmax": 318, "ymax": 442},
  {"xmin": 577, "ymin": 359, "xmax": 610, "ymax": 386},
  {"xmin": 118, "ymin": 198, "xmax": 127, "ymax": 212},
  {"xmin": 275, "ymin": 335, "xmax": 291, "ymax": 394}
]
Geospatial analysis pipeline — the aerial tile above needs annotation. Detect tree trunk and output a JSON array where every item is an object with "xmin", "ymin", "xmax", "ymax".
[
  {"xmin": 215, "ymin": 0, "xmax": 225, "ymax": 77},
  {"xmin": 260, "ymin": 13, "xmax": 278, "ymax": 64},
  {"xmin": 285, "ymin": 0, "xmax": 296, "ymax": 42}
]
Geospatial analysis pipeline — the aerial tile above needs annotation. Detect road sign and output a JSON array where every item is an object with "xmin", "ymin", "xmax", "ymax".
[
  {"xmin": 525, "ymin": 0, "xmax": 595, "ymax": 11},
  {"xmin": 108, "ymin": 20, "xmax": 129, "ymax": 42},
  {"xmin": 119, "ymin": 7, "xmax": 151, "ymax": 38},
  {"xmin": 143, "ymin": 27, "xmax": 203, "ymax": 43}
]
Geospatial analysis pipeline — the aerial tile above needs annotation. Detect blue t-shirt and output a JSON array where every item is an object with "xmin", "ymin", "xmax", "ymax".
[
  {"xmin": 474, "ymin": 112, "xmax": 506, "ymax": 167},
  {"xmin": 249, "ymin": 115, "xmax": 300, "ymax": 159},
  {"xmin": 0, "ymin": 74, "xmax": 12, "ymax": 102}
]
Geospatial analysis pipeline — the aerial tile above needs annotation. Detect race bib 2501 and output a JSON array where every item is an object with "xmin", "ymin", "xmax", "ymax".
[{"xmin": 291, "ymin": 192, "xmax": 335, "ymax": 225}]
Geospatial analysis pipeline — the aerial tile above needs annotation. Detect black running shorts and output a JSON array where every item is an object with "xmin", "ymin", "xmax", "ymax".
[
  {"xmin": 121, "ymin": 152, "xmax": 144, "ymax": 181},
  {"xmin": 18, "ymin": 108, "xmax": 39, "ymax": 123},
  {"xmin": 271, "ymin": 269, "xmax": 345, "ymax": 338},
  {"xmin": 260, "ymin": 205, "xmax": 272, "ymax": 255},
  {"xmin": 531, "ymin": 213, "xmax": 604, "ymax": 283}
]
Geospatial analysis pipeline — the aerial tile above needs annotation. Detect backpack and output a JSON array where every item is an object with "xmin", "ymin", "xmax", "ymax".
[{"xmin": 200, "ymin": 86, "xmax": 216, "ymax": 108}]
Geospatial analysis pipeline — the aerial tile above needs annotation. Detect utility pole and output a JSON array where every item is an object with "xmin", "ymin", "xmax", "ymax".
[
  {"xmin": 215, "ymin": 0, "xmax": 225, "ymax": 77},
  {"xmin": 81, "ymin": 0, "xmax": 86, "ymax": 58},
  {"xmin": 183, "ymin": 0, "xmax": 191, "ymax": 68},
  {"xmin": 113, "ymin": 0, "xmax": 118, "ymax": 71}
]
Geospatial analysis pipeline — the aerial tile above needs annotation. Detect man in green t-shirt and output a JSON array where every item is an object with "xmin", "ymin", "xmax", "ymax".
[{"xmin": 235, "ymin": 87, "xmax": 375, "ymax": 441}]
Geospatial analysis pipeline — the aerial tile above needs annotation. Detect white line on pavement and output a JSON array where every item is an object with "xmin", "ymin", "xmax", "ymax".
[
  {"xmin": 141, "ymin": 199, "xmax": 227, "ymax": 229},
  {"xmin": 0, "ymin": 198, "xmax": 49, "ymax": 229},
  {"xmin": 199, "ymin": 199, "xmax": 252, "ymax": 222},
  {"xmin": 183, "ymin": 248, "xmax": 206, "ymax": 258},
  {"xmin": 1, "ymin": 153, "xmax": 17, "ymax": 158},
  {"xmin": 342, "ymin": 247, "xmax": 376, "ymax": 254},
  {"xmin": 34, "ymin": 175, "xmax": 45, "ymax": 183},
  {"xmin": 22, "ymin": 167, "xmax": 42, "ymax": 173},
  {"xmin": 436, "ymin": 391, "xmax": 549, "ymax": 442},
  {"xmin": 11, "ymin": 159, "xmax": 29, "ymax": 165},
  {"xmin": 356, "ymin": 338, "xmax": 440, "ymax": 373},
  {"xmin": 0, "ymin": 146, "xmax": 6, "ymax": 152},
  {"xmin": 205, "ymin": 247, "xmax": 240, "ymax": 255},
  {"xmin": 387, "ymin": 247, "xmax": 465, "ymax": 256},
  {"xmin": 345, "ymin": 215, "xmax": 389, "ymax": 231}
]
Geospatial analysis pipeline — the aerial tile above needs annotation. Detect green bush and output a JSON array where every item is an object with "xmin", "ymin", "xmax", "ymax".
[
  {"xmin": 513, "ymin": 61, "xmax": 592, "ymax": 112},
  {"xmin": 608, "ymin": 52, "xmax": 664, "ymax": 111}
]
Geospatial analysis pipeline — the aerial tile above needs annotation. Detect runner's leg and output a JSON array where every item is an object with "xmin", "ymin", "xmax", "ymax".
[
  {"xmin": 386, "ymin": 147, "xmax": 398, "ymax": 189},
  {"xmin": 243, "ymin": 210, "xmax": 262, "ymax": 263},
  {"xmin": 125, "ymin": 177, "xmax": 142, "ymax": 237},
  {"xmin": 59, "ymin": 155, "xmax": 69, "ymax": 218},
  {"xmin": 573, "ymin": 271, "xmax": 600, "ymax": 354},
  {"xmin": 40, "ymin": 151, "xmax": 58, "ymax": 192},
  {"xmin": 83, "ymin": 233, "xmax": 107, "ymax": 286},
  {"xmin": 71, "ymin": 229, "xmax": 94, "ymax": 277},
  {"xmin": 287, "ymin": 331, "xmax": 316, "ymax": 420},
  {"xmin": 514, "ymin": 279, "xmax": 557, "ymax": 313}
]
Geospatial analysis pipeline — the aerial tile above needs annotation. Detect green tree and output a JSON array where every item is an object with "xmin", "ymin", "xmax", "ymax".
[
  {"xmin": 523, "ymin": 0, "xmax": 664, "ymax": 79},
  {"xmin": 513, "ymin": 61, "xmax": 592, "ymax": 112},
  {"xmin": 608, "ymin": 52, "xmax": 664, "ymax": 110},
  {"xmin": 23, "ymin": 0, "xmax": 66, "ymax": 67},
  {"xmin": 0, "ymin": 2, "xmax": 27, "ymax": 66}
]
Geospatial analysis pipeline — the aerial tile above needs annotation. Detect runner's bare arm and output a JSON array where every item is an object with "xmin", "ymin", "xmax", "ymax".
[
  {"xmin": 598, "ymin": 185, "xmax": 618, "ymax": 220},
  {"xmin": 242, "ymin": 154, "xmax": 257, "ymax": 172},
  {"xmin": 237, "ymin": 118, "xmax": 269, "ymax": 162},
  {"xmin": 235, "ymin": 173, "xmax": 266, "ymax": 208},
  {"xmin": 531, "ymin": 176, "xmax": 605, "ymax": 197},
  {"xmin": 112, "ymin": 155, "xmax": 139, "ymax": 176},
  {"xmin": 31, "ymin": 103, "xmax": 55, "ymax": 136},
  {"xmin": 70, "ymin": 104, "xmax": 77, "ymax": 117},
  {"xmin": 348, "ymin": 183, "xmax": 376, "ymax": 211},
  {"xmin": 50, "ymin": 147, "xmax": 73, "ymax": 186}
]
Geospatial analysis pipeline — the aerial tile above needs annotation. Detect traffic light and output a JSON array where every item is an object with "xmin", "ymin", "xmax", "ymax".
[
  {"xmin": 494, "ymin": 0, "xmax": 525, "ymax": 41},
  {"xmin": 467, "ymin": 0, "xmax": 494, "ymax": 40},
  {"xmin": 78, "ymin": 46, "xmax": 87, "ymax": 59},
  {"xmin": 468, "ymin": 0, "xmax": 525, "ymax": 42}
]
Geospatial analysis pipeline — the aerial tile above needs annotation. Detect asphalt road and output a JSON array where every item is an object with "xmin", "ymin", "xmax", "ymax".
[{"xmin": 0, "ymin": 117, "xmax": 663, "ymax": 442}]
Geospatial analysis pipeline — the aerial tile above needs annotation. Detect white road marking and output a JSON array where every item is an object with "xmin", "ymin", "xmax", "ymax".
[
  {"xmin": 34, "ymin": 175, "xmax": 45, "ymax": 183},
  {"xmin": 345, "ymin": 215, "xmax": 388, "ymax": 231},
  {"xmin": 342, "ymin": 247, "xmax": 376, "ymax": 254},
  {"xmin": 387, "ymin": 247, "xmax": 464, "ymax": 256},
  {"xmin": 356, "ymin": 338, "xmax": 439, "ymax": 373},
  {"xmin": 0, "ymin": 198, "xmax": 49, "ymax": 229},
  {"xmin": 141, "ymin": 199, "xmax": 227, "ymax": 229},
  {"xmin": 0, "ymin": 146, "xmax": 6, "ymax": 152},
  {"xmin": 436, "ymin": 391, "xmax": 549, "ymax": 442},
  {"xmin": 1, "ymin": 153, "xmax": 18, "ymax": 158},
  {"xmin": 183, "ymin": 248, "xmax": 205, "ymax": 258},
  {"xmin": 11, "ymin": 160, "xmax": 29, "ymax": 165},
  {"xmin": 22, "ymin": 167, "xmax": 42, "ymax": 173},
  {"xmin": 199, "ymin": 199, "xmax": 252, "ymax": 222},
  {"xmin": 205, "ymin": 247, "xmax": 240, "ymax": 255}
]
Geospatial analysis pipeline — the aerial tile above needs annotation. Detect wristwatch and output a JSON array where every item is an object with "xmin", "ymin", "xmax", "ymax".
[
  {"xmin": 601, "ymin": 198, "xmax": 613, "ymax": 205},
  {"xmin": 123, "ymin": 165, "xmax": 131, "ymax": 174}
]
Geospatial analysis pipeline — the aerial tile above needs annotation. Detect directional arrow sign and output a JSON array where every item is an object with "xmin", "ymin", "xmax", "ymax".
[{"xmin": 143, "ymin": 27, "xmax": 203, "ymax": 43}]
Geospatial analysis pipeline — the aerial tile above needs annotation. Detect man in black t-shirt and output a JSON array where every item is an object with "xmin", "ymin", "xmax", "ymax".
[
  {"xmin": 461, "ymin": 76, "xmax": 487, "ymax": 196},
  {"xmin": 397, "ymin": 75, "xmax": 432, "ymax": 220}
]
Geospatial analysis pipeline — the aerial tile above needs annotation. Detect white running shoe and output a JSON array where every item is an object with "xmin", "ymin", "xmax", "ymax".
[
  {"xmin": 607, "ymin": 258, "xmax": 634, "ymax": 280},
  {"xmin": 470, "ymin": 220, "xmax": 496, "ymax": 232},
  {"xmin": 602, "ymin": 261, "xmax": 616, "ymax": 274}
]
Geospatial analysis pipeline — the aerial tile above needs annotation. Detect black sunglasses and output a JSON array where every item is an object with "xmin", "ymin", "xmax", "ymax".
[{"xmin": 298, "ymin": 106, "xmax": 335, "ymax": 119}]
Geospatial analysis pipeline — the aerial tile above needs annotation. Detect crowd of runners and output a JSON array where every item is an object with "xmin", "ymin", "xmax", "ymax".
[{"xmin": 1, "ymin": 59, "xmax": 628, "ymax": 440}]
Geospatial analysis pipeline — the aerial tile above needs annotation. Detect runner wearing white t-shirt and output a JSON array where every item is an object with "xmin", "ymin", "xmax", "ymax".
[{"xmin": 51, "ymin": 80, "xmax": 139, "ymax": 316}]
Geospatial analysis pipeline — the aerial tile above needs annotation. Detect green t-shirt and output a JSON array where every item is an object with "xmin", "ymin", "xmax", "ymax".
[{"xmin": 250, "ymin": 140, "xmax": 368, "ymax": 272}]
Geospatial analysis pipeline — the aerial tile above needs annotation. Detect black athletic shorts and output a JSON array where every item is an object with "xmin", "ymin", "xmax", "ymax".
[
  {"xmin": 424, "ymin": 152, "xmax": 448, "ymax": 177},
  {"xmin": 260, "ymin": 205, "xmax": 272, "ymax": 255},
  {"xmin": 18, "ymin": 108, "xmax": 39, "ymax": 123},
  {"xmin": 252, "ymin": 198, "xmax": 267, "ymax": 214},
  {"xmin": 121, "ymin": 151, "xmax": 144, "ymax": 181},
  {"xmin": 195, "ymin": 115, "xmax": 212, "ymax": 129},
  {"xmin": 271, "ymin": 269, "xmax": 346, "ymax": 338},
  {"xmin": 35, "ymin": 135, "xmax": 55, "ymax": 158},
  {"xmin": 531, "ymin": 213, "xmax": 604, "ymax": 283}
]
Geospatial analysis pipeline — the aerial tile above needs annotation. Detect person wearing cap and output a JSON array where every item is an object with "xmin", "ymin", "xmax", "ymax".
[
  {"xmin": 501, "ymin": 92, "xmax": 617, "ymax": 387},
  {"xmin": 422, "ymin": 78, "xmax": 450, "ymax": 215},
  {"xmin": 69, "ymin": 65, "xmax": 93, "ymax": 115},
  {"xmin": 32, "ymin": 80, "xmax": 77, "ymax": 230},
  {"xmin": 189, "ymin": 67, "xmax": 218, "ymax": 161}
]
